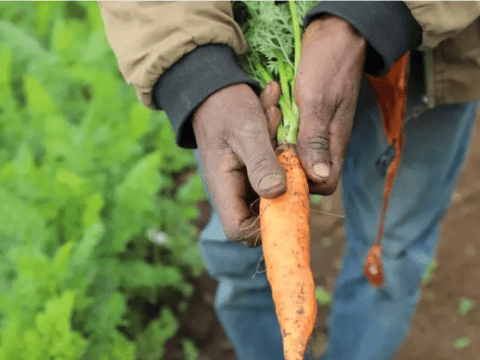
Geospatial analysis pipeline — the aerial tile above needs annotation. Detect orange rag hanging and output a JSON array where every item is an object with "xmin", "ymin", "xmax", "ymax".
[{"xmin": 364, "ymin": 53, "xmax": 409, "ymax": 287}]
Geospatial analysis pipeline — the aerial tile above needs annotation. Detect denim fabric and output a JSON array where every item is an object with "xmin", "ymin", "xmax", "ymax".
[{"xmin": 193, "ymin": 71, "xmax": 478, "ymax": 359}]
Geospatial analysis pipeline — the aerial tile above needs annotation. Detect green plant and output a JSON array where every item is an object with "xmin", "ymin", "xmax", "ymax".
[
  {"xmin": 422, "ymin": 259, "xmax": 437, "ymax": 284},
  {"xmin": 0, "ymin": 2, "xmax": 204, "ymax": 359},
  {"xmin": 315, "ymin": 286, "xmax": 333, "ymax": 306},
  {"xmin": 453, "ymin": 337, "xmax": 470, "ymax": 350},
  {"xmin": 458, "ymin": 297, "xmax": 476, "ymax": 316}
]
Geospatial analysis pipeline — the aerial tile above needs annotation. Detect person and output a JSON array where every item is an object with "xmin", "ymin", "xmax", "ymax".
[{"xmin": 98, "ymin": 2, "xmax": 480, "ymax": 359}]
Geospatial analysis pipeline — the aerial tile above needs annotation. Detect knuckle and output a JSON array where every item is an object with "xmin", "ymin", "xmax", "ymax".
[
  {"xmin": 305, "ymin": 137, "xmax": 330, "ymax": 153},
  {"xmin": 298, "ymin": 135, "xmax": 330, "ymax": 160},
  {"xmin": 248, "ymin": 157, "xmax": 278, "ymax": 186},
  {"xmin": 301, "ymin": 91, "xmax": 326, "ymax": 110},
  {"xmin": 250, "ymin": 155, "xmax": 274, "ymax": 173}
]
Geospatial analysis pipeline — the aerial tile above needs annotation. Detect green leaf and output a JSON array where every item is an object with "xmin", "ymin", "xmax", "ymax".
[
  {"xmin": 182, "ymin": 338, "xmax": 199, "ymax": 360},
  {"xmin": 422, "ymin": 259, "xmax": 437, "ymax": 284},
  {"xmin": 82, "ymin": 192, "xmax": 104, "ymax": 228},
  {"xmin": 128, "ymin": 103, "xmax": 152, "ymax": 140},
  {"xmin": 81, "ymin": 31, "xmax": 110, "ymax": 63},
  {"xmin": 85, "ymin": 291, "xmax": 127, "ymax": 335},
  {"xmin": 310, "ymin": 194, "xmax": 322, "ymax": 204},
  {"xmin": 52, "ymin": 241, "xmax": 74, "ymax": 281},
  {"xmin": 56, "ymin": 168, "xmax": 90, "ymax": 197},
  {"xmin": 81, "ymin": 2, "xmax": 106, "ymax": 32},
  {"xmin": 0, "ymin": 20, "xmax": 55, "ymax": 65},
  {"xmin": 73, "ymin": 222, "xmax": 105, "ymax": 266},
  {"xmin": 136, "ymin": 308, "xmax": 178, "ymax": 360},
  {"xmin": 0, "ymin": 162, "xmax": 16, "ymax": 184},
  {"xmin": 316, "ymin": 285, "xmax": 333, "ymax": 306},
  {"xmin": 0, "ymin": 186, "xmax": 49, "ymax": 246},
  {"xmin": 24, "ymin": 291, "xmax": 87, "ymax": 360},
  {"xmin": 453, "ymin": 337, "xmax": 470, "ymax": 350},
  {"xmin": 458, "ymin": 297, "xmax": 476, "ymax": 316},
  {"xmin": 0, "ymin": 45, "xmax": 12, "ymax": 84},
  {"xmin": 24, "ymin": 74, "xmax": 59, "ymax": 115},
  {"xmin": 112, "ymin": 152, "xmax": 166, "ymax": 251},
  {"xmin": 34, "ymin": 2, "xmax": 56, "ymax": 38},
  {"xmin": 119, "ymin": 261, "xmax": 184, "ymax": 291},
  {"xmin": 176, "ymin": 172, "xmax": 206, "ymax": 203},
  {"xmin": 51, "ymin": 17, "xmax": 83, "ymax": 57},
  {"xmin": 108, "ymin": 331, "xmax": 136, "ymax": 360}
]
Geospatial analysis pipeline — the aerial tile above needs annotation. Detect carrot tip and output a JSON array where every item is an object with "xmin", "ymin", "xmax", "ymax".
[{"xmin": 364, "ymin": 244, "xmax": 385, "ymax": 287}]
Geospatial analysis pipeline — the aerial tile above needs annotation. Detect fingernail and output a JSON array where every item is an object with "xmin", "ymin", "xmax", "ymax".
[
  {"xmin": 259, "ymin": 174, "xmax": 283, "ymax": 192},
  {"xmin": 313, "ymin": 163, "xmax": 330, "ymax": 178}
]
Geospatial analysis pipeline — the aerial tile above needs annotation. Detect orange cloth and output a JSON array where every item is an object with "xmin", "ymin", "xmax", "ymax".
[{"xmin": 364, "ymin": 53, "xmax": 409, "ymax": 287}]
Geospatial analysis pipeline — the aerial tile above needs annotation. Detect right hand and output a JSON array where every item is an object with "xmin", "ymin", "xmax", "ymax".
[{"xmin": 192, "ymin": 82, "xmax": 284, "ymax": 247}]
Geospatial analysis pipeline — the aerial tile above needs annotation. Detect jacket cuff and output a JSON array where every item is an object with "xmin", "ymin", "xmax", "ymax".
[
  {"xmin": 153, "ymin": 44, "xmax": 260, "ymax": 149},
  {"xmin": 305, "ymin": 1, "xmax": 422, "ymax": 75}
]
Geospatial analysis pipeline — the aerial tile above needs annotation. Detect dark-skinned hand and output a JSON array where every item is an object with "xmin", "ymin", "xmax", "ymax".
[
  {"xmin": 192, "ymin": 81, "xmax": 283, "ymax": 247},
  {"xmin": 192, "ymin": 16, "xmax": 367, "ymax": 247},
  {"xmin": 295, "ymin": 15, "xmax": 367, "ymax": 195}
]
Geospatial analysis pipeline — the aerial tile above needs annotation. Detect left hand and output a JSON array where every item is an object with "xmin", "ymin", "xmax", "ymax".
[{"xmin": 294, "ymin": 15, "xmax": 367, "ymax": 195}]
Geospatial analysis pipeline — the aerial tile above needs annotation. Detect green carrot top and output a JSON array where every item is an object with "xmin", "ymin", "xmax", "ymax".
[{"xmin": 241, "ymin": 1, "xmax": 316, "ymax": 145}]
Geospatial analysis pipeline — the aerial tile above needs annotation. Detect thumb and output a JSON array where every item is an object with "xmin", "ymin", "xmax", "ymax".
[
  {"xmin": 296, "ymin": 105, "xmax": 333, "ymax": 184},
  {"xmin": 228, "ymin": 118, "xmax": 286, "ymax": 199},
  {"xmin": 238, "ymin": 134, "xmax": 286, "ymax": 199}
]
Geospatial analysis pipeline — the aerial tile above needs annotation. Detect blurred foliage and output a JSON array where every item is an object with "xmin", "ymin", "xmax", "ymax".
[
  {"xmin": 315, "ymin": 285, "xmax": 332, "ymax": 306},
  {"xmin": 453, "ymin": 337, "xmax": 470, "ymax": 350},
  {"xmin": 0, "ymin": 2, "xmax": 206, "ymax": 359},
  {"xmin": 457, "ymin": 297, "xmax": 476, "ymax": 317},
  {"xmin": 422, "ymin": 259, "xmax": 437, "ymax": 285}
]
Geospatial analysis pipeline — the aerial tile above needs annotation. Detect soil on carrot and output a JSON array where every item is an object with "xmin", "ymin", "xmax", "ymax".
[{"xmin": 165, "ymin": 111, "xmax": 480, "ymax": 360}]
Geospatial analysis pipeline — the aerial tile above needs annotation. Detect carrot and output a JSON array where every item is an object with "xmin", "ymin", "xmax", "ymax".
[
  {"xmin": 260, "ymin": 144, "xmax": 316, "ymax": 360},
  {"xmin": 243, "ymin": 2, "xmax": 318, "ymax": 357}
]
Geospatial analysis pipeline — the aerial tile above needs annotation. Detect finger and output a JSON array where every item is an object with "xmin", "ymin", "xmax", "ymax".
[
  {"xmin": 306, "ymin": 103, "xmax": 354, "ymax": 195},
  {"xmin": 229, "ymin": 106, "xmax": 286, "ymax": 200},
  {"xmin": 260, "ymin": 81, "xmax": 282, "ymax": 147},
  {"xmin": 204, "ymin": 152, "xmax": 262, "ymax": 246},
  {"xmin": 296, "ymin": 98, "xmax": 335, "ymax": 186},
  {"xmin": 259, "ymin": 81, "xmax": 282, "ymax": 111},
  {"xmin": 265, "ymin": 105, "xmax": 282, "ymax": 147}
]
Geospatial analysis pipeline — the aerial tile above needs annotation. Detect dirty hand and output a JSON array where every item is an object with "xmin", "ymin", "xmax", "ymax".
[
  {"xmin": 295, "ymin": 15, "xmax": 367, "ymax": 195},
  {"xmin": 192, "ymin": 82, "xmax": 284, "ymax": 247}
]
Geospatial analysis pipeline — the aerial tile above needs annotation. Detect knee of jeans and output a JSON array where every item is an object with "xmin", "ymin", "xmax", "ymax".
[{"xmin": 381, "ymin": 250, "xmax": 426, "ymax": 301}]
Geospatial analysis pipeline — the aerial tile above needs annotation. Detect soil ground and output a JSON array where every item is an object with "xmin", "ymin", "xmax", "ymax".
[{"xmin": 166, "ymin": 110, "xmax": 480, "ymax": 360}]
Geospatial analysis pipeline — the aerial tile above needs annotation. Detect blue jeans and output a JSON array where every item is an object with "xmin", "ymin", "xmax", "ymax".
[{"xmin": 194, "ymin": 71, "xmax": 478, "ymax": 359}]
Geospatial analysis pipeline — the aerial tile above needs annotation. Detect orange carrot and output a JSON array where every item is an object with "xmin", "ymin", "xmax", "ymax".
[{"xmin": 260, "ymin": 144, "xmax": 317, "ymax": 360}]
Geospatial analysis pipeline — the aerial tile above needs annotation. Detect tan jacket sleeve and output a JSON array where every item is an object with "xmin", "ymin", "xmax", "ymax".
[
  {"xmin": 404, "ymin": 1, "xmax": 480, "ymax": 50},
  {"xmin": 97, "ymin": 1, "xmax": 246, "ymax": 110}
]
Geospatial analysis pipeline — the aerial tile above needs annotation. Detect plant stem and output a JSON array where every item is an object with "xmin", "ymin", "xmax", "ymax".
[
  {"xmin": 277, "ymin": 0, "xmax": 302, "ymax": 145},
  {"xmin": 289, "ymin": 0, "xmax": 302, "ymax": 76},
  {"xmin": 277, "ymin": 54, "xmax": 292, "ymax": 110},
  {"xmin": 254, "ymin": 61, "xmax": 273, "ymax": 85}
]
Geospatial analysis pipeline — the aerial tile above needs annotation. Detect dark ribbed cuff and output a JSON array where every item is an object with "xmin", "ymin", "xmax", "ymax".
[
  {"xmin": 305, "ymin": 1, "xmax": 422, "ymax": 75},
  {"xmin": 153, "ymin": 44, "xmax": 260, "ymax": 149}
]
